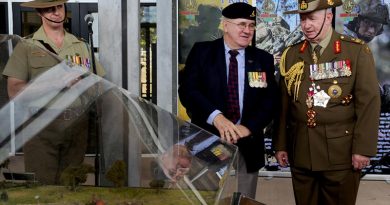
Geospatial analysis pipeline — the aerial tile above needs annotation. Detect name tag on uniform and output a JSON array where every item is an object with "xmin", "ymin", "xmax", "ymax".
[{"xmin": 31, "ymin": 51, "xmax": 47, "ymax": 57}]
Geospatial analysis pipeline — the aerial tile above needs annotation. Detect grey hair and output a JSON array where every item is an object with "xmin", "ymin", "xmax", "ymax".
[{"xmin": 221, "ymin": 16, "xmax": 231, "ymax": 21}]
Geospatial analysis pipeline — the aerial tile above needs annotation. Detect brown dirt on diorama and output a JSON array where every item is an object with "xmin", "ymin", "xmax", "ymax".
[{"xmin": 2, "ymin": 186, "xmax": 217, "ymax": 204}]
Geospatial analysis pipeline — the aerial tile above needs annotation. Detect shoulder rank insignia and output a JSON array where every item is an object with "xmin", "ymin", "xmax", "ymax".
[
  {"xmin": 352, "ymin": 38, "xmax": 363, "ymax": 44},
  {"xmin": 24, "ymin": 33, "xmax": 34, "ymax": 39},
  {"xmin": 77, "ymin": 37, "xmax": 87, "ymax": 42},
  {"xmin": 340, "ymin": 35, "xmax": 364, "ymax": 44},
  {"xmin": 285, "ymin": 40, "xmax": 305, "ymax": 52}
]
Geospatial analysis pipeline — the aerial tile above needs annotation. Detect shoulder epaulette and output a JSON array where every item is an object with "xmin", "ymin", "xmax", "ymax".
[
  {"xmin": 340, "ymin": 35, "xmax": 365, "ymax": 45},
  {"xmin": 23, "ymin": 33, "xmax": 34, "ymax": 39},
  {"xmin": 286, "ymin": 39, "xmax": 305, "ymax": 48},
  {"xmin": 77, "ymin": 37, "xmax": 87, "ymax": 42}
]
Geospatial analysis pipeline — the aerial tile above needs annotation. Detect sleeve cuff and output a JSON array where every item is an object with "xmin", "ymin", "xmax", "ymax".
[{"xmin": 207, "ymin": 110, "xmax": 222, "ymax": 125}]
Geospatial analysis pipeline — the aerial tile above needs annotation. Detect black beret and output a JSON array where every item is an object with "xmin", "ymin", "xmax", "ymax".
[{"xmin": 222, "ymin": 2, "xmax": 256, "ymax": 21}]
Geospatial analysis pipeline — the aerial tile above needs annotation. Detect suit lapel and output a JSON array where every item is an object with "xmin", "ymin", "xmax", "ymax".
[
  {"xmin": 243, "ymin": 47, "xmax": 256, "ymax": 112},
  {"xmin": 215, "ymin": 38, "xmax": 228, "ymax": 103}
]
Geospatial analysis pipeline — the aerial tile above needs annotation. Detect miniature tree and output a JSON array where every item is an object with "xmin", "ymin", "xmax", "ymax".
[
  {"xmin": 60, "ymin": 163, "xmax": 94, "ymax": 191},
  {"xmin": 149, "ymin": 179, "xmax": 165, "ymax": 193},
  {"xmin": 0, "ymin": 159, "xmax": 10, "ymax": 183},
  {"xmin": 0, "ymin": 159, "xmax": 10, "ymax": 169},
  {"xmin": 105, "ymin": 160, "xmax": 127, "ymax": 187},
  {"xmin": 0, "ymin": 191, "xmax": 8, "ymax": 202}
]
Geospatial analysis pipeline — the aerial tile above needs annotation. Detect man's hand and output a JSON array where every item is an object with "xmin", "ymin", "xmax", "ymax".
[
  {"xmin": 236, "ymin": 124, "xmax": 251, "ymax": 138},
  {"xmin": 213, "ymin": 114, "xmax": 242, "ymax": 144},
  {"xmin": 275, "ymin": 151, "xmax": 289, "ymax": 167},
  {"xmin": 352, "ymin": 154, "xmax": 370, "ymax": 170}
]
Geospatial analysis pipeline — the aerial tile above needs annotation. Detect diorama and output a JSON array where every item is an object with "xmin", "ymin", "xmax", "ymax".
[{"xmin": 0, "ymin": 34, "xmax": 253, "ymax": 205}]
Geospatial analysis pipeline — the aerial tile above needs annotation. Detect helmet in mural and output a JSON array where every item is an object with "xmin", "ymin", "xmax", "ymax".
[
  {"xmin": 357, "ymin": 0, "xmax": 389, "ymax": 25},
  {"xmin": 345, "ymin": 0, "xmax": 389, "ymax": 42}
]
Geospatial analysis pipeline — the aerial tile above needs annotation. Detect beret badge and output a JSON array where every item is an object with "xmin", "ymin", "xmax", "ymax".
[{"xmin": 250, "ymin": 10, "xmax": 256, "ymax": 17}]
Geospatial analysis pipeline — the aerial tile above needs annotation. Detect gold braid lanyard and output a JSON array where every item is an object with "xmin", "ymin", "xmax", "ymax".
[{"xmin": 280, "ymin": 47, "xmax": 305, "ymax": 101}]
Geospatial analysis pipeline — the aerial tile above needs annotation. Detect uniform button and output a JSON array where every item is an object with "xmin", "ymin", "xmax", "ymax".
[{"xmin": 345, "ymin": 130, "xmax": 349, "ymax": 134}]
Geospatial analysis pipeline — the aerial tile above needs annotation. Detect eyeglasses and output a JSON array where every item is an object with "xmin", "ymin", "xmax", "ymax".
[{"xmin": 226, "ymin": 20, "xmax": 256, "ymax": 31}]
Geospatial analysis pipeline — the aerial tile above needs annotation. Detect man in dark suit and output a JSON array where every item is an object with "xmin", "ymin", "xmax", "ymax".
[
  {"xmin": 274, "ymin": 0, "xmax": 380, "ymax": 204},
  {"xmin": 179, "ymin": 2, "xmax": 278, "ymax": 198}
]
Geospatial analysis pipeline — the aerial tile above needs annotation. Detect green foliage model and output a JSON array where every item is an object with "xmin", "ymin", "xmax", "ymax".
[
  {"xmin": 60, "ymin": 163, "xmax": 94, "ymax": 191},
  {"xmin": 105, "ymin": 160, "xmax": 127, "ymax": 187}
]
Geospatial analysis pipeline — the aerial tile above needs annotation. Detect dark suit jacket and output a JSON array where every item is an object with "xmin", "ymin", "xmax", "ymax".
[{"xmin": 179, "ymin": 38, "xmax": 279, "ymax": 172}]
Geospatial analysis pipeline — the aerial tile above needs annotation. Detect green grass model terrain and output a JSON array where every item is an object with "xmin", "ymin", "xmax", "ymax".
[{"xmin": 2, "ymin": 185, "xmax": 217, "ymax": 205}]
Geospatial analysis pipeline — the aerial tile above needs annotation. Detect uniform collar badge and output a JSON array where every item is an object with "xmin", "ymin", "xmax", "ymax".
[
  {"xmin": 334, "ymin": 40, "xmax": 341, "ymax": 54},
  {"xmin": 300, "ymin": 40, "xmax": 308, "ymax": 53}
]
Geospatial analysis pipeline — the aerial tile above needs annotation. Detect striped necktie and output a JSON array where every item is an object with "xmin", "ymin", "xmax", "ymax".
[{"xmin": 226, "ymin": 50, "xmax": 240, "ymax": 123}]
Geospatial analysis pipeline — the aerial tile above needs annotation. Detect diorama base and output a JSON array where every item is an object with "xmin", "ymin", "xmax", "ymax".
[{"xmin": 1, "ymin": 184, "xmax": 217, "ymax": 205}]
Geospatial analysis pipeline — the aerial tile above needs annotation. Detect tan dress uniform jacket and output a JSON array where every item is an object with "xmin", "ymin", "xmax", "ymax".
[
  {"xmin": 3, "ymin": 26, "xmax": 105, "ymax": 80},
  {"xmin": 2, "ymin": 26, "xmax": 105, "ymax": 184},
  {"xmin": 275, "ymin": 31, "xmax": 380, "ymax": 171}
]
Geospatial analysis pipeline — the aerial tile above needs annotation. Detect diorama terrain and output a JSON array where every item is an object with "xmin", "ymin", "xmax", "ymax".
[{"xmin": 1, "ymin": 185, "xmax": 217, "ymax": 205}]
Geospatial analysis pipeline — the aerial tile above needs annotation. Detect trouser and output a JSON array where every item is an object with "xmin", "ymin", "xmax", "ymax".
[
  {"xmin": 237, "ymin": 153, "xmax": 259, "ymax": 199},
  {"xmin": 24, "ymin": 114, "xmax": 88, "ymax": 185},
  {"xmin": 291, "ymin": 167, "xmax": 361, "ymax": 205}
]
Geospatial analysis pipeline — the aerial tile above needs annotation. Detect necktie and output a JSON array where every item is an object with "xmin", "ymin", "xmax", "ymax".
[
  {"xmin": 226, "ymin": 50, "xmax": 240, "ymax": 123},
  {"xmin": 312, "ymin": 45, "xmax": 322, "ymax": 64}
]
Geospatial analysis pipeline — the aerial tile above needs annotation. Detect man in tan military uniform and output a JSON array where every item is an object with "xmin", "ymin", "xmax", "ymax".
[
  {"xmin": 274, "ymin": 0, "xmax": 380, "ymax": 204},
  {"xmin": 2, "ymin": 0, "xmax": 104, "ymax": 184}
]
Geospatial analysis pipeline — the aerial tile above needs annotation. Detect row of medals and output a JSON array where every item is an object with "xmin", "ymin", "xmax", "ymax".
[
  {"xmin": 306, "ymin": 56, "xmax": 352, "ymax": 127},
  {"xmin": 65, "ymin": 54, "xmax": 92, "ymax": 70},
  {"xmin": 249, "ymin": 71, "xmax": 267, "ymax": 88}
]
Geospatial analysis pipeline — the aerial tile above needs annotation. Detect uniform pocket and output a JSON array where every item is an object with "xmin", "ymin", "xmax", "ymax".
[
  {"xmin": 321, "ymin": 77, "xmax": 351, "ymax": 105},
  {"xmin": 30, "ymin": 55, "xmax": 57, "ymax": 69},
  {"xmin": 29, "ymin": 51, "xmax": 59, "ymax": 78},
  {"xmin": 325, "ymin": 122, "xmax": 354, "ymax": 165}
]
